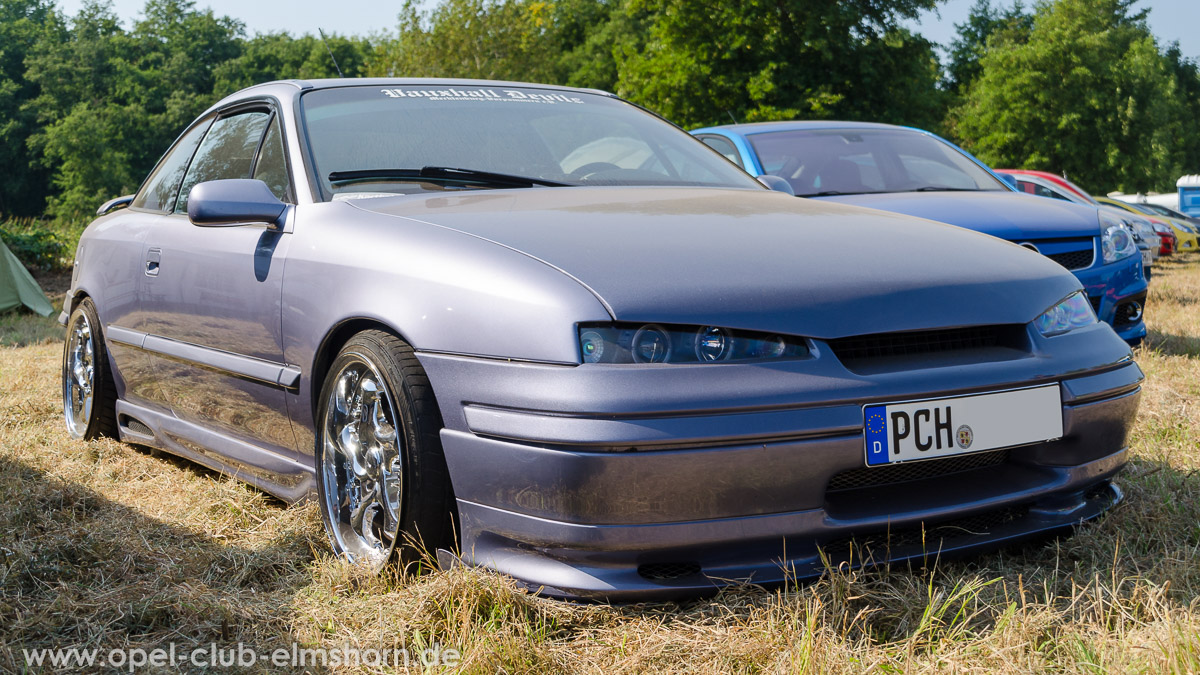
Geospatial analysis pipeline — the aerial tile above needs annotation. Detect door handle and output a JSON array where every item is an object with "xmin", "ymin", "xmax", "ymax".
[{"xmin": 145, "ymin": 248, "xmax": 161, "ymax": 277}]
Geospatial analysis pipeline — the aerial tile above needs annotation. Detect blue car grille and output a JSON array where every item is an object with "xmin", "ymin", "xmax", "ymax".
[{"xmin": 1045, "ymin": 248, "xmax": 1094, "ymax": 270}]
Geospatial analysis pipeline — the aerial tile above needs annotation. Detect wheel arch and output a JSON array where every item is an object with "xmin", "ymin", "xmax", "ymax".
[{"xmin": 309, "ymin": 317, "xmax": 414, "ymax": 422}]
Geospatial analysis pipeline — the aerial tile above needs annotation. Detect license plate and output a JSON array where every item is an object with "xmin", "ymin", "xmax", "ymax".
[
  {"xmin": 863, "ymin": 384, "xmax": 1062, "ymax": 466},
  {"xmin": 1142, "ymin": 249, "xmax": 1153, "ymax": 265}
]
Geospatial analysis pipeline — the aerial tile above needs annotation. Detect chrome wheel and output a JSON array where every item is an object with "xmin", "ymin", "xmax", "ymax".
[
  {"xmin": 320, "ymin": 356, "xmax": 405, "ymax": 568},
  {"xmin": 63, "ymin": 311, "xmax": 96, "ymax": 438}
]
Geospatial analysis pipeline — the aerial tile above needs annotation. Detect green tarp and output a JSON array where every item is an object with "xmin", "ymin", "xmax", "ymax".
[{"xmin": 0, "ymin": 238, "xmax": 54, "ymax": 317}]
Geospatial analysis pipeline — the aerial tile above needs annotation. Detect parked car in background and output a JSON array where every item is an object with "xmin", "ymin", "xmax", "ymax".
[
  {"xmin": 1115, "ymin": 199, "xmax": 1200, "ymax": 228},
  {"xmin": 692, "ymin": 122, "xmax": 1148, "ymax": 345},
  {"xmin": 1096, "ymin": 196, "xmax": 1198, "ymax": 253},
  {"xmin": 61, "ymin": 79, "xmax": 1144, "ymax": 601},
  {"xmin": 998, "ymin": 169, "xmax": 1093, "ymax": 202},
  {"xmin": 995, "ymin": 170, "xmax": 1158, "ymax": 277},
  {"xmin": 1153, "ymin": 222, "xmax": 1178, "ymax": 256}
]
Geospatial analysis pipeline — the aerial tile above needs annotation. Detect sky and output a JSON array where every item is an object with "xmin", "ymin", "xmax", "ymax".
[{"xmin": 53, "ymin": 0, "xmax": 1200, "ymax": 61}]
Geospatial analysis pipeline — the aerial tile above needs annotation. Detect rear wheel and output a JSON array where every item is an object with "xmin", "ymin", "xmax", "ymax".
[
  {"xmin": 315, "ymin": 330, "xmax": 456, "ymax": 570},
  {"xmin": 62, "ymin": 298, "xmax": 119, "ymax": 440}
]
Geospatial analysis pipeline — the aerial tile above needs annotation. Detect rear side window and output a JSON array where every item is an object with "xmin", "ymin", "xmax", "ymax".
[
  {"xmin": 131, "ymin": 119, "xmax": 212, "ymax": 212},
  {"xmin": 175, "ymin": 110, "xmax": 271, "ymax": 213}
]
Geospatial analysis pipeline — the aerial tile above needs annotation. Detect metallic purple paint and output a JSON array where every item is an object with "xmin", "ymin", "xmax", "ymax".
[{"xmin": 62, "ymin": 79, "xmax": 1142, "ymax": 600}]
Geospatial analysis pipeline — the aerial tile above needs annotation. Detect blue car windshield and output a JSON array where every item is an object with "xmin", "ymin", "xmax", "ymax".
[
  {"xmin": 746, "ymin": 128, "xmax": 1010, "ymax": 197},
  {"xmin": 300, "ymin": 85, "xmax": 762, "ymax": 199}
]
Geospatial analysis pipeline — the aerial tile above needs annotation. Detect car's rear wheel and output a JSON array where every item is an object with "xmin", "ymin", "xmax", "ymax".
[
  {"xmin": 62, "ymin": 298, "xmax": 119, "ymax": 440},
  {"xmin": 315, "ymin": 330, "xmax": 456, "ymax": 570}
]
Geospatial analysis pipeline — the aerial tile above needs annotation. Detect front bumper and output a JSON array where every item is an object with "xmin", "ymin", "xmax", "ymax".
[
  {"xmin": 419, "ymin": 325, "xmax": 1141, "ymax": 601},
  {"xmin": 1072, "ymin": 255, "xmax": 1147, "ymax": 344}
]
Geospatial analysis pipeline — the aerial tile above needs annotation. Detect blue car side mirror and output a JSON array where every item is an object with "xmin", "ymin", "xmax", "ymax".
[
  {"xmin": 756, "ymin": 174, "xmax": 795, "ymax": 196},
  {"xmin": 188, "ymin": 179, "xmax": 287, "ymax": 228}
]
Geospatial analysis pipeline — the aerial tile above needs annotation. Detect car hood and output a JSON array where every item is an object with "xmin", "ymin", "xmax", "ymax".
[
  {"xmin": 819, "ymin": 191, "xmax": 1101, "ymax": 241},
  {"xmin": 349, "ymin": 187, "xmax": 1080, "ymax": 339}
]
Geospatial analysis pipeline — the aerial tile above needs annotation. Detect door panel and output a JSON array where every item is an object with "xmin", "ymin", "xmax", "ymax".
[
  {"xmin": 135, "ymin": 108, "xmax": 299, "ymax": 459},
  {"xmin": 137, "ymin": 220, "xmax": 298, "ymax": 457},
  {"xmin": 81, "ymin": 212, "xmax": 165, "ymax": 411}
]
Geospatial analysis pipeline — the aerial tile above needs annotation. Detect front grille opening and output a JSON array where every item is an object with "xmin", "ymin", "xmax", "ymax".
[
  {"xmin": 827, "ymin": 324, "xmax": 1027, "ymax": 368},
  {"xmin": 827, "ymin": 449, "xmax": 1010, "ymax": 493},
  {"xmin": 821, "ymin": 506, "xmax": 1029, "ymax": 562},
  {"xmin": 637, "ymin": 562, "xmax": 702, "ymax": 582},
  {"xmin": 1045, "ymin": 248, "xmax": 1095, "ymax": 270}
]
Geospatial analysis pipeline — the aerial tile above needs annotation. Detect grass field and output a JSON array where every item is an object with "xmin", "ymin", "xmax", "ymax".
[{"xmin": 2, "ymin": 256, "xmax": 1199, "ymax": 673}]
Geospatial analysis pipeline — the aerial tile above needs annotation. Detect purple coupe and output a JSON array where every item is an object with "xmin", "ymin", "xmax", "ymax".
[{"xmin": 61, "ymin": 79, "xmax": 1142, "ymax": 600}]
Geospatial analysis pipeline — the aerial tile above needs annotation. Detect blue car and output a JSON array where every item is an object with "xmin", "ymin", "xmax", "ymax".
[{"xmin": 692, "ymin": 122, "xmax": 1148, "ymax": 345}]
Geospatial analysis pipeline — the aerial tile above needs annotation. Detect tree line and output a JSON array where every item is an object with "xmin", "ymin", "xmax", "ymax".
[{"xmin": 0, "ymin": 0, "xmax": 1196, "ymax": 220}]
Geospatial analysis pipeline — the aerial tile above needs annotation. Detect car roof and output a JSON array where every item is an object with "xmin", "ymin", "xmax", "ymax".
[
  {"xmin": 238, "ymin": 77, "xmax": 615, "ymax": 97},
  {"xmin": 205, "ymin": 78, "xmax": 619, "ymax": 118}
]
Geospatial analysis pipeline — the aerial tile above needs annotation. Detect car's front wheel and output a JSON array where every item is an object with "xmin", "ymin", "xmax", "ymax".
[
  {"xmin": 62, "ymin": 297, "xmax": 119, "ymax": 440},
  {"xmin": 315, "ymin": 330, "xmax": 456, "ymax": 570}
]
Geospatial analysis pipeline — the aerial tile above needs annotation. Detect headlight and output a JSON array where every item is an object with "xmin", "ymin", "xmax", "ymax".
[
  {"xmin": 579, "ymin": 323, "xmax": 810, "ymax": 364},
  {"xmin": 1034, "ymin": 291, "xmax": 1097, "ymax": 337},
  {"xmin": 1099, "ymin": 212, "xmax": 1137, "ymax": 264}
]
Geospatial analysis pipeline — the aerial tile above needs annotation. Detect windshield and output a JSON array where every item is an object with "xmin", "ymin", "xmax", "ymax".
[
  {"xmin": 300, "ymin": 85, "xmax": 761, "ymax": 199},
  {"xmin": 746, "ymin": 128, "xmax": 1010, "ymax": 197}
]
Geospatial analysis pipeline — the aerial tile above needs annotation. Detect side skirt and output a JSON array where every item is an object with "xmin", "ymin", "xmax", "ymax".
[{"xmin": 115, "ymin": 399, "xmax": 316, "ymax": 503}]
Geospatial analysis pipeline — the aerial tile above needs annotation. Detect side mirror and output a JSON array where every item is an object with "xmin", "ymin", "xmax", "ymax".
[
  {"xmin": 997, "ymin": 173, "xmax": 1019, "ymax": 189},
  {"xmin": 756, "ymin": 174, "xmax": 795, "ymax": 196},
  {"xmin": 188, "ymin": 179, "xmax": 286, "ymax": 228}
]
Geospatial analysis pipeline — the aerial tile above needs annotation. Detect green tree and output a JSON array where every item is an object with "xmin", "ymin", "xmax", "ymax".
[
  {"xmin": 945, "ymin": 0, "xmax": 1032, "ymax": 94},
  {"xmin": 26, "ymin": 0, "xmax": 244, "ymax": 217},
  {"xmin": 0, "ymin": 0, "xmax": 62, "ymax": 217},
  {"xmin": 369, "ymin": 0, "xmax": 564, "ymax": 82},
  {"xmin": 213, "ymin": 32, "xmax": 373, "ymax": 95},
  {"xmin": 953, "ymin": 0, "xmax": 1188, "ymax": 193},
  {"xmin": 613, "ymin": 0, "xmax": 945, "ymax": 129}
]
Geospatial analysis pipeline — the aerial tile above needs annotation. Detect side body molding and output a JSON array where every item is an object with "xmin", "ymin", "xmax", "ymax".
[{"xmin": 106, "ymin": 325, "xmax": 301, "ymax": 389}]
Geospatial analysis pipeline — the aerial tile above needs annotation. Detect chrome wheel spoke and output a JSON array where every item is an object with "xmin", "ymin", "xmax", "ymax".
[
  {"xmin": 63, "ymin": 313, "xmax": 96, "ymax": 437},
  {"xmin": 320, "ymin": 357, "xmax": 405, "ymax": 568}
]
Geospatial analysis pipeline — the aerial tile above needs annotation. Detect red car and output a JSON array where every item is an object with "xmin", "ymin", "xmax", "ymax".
[{"xmin": 998, "ymin": 169, "xmax": 1095, "ymax": 203}]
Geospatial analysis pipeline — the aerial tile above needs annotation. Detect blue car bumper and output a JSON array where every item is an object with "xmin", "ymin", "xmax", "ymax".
[{"xmin": 1072, "ymin": 254, "xmax": 1147, "ymax": 345}]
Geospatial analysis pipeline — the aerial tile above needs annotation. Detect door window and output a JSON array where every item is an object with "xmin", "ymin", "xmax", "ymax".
[
  {"xmin": 132, "ymin": 119, "xmax": 212, "ymax": 212},
  {"xmin": 175, "ymin": 110, "xmax": 271, "ymax": 214}
]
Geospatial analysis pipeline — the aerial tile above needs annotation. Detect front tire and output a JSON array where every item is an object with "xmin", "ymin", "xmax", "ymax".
[
  {"xmin": 62, "ymin": 297, "xmax": 118, "ymax": 440},
  {"xmin": 315, "ymin": 330, "xmax": 456, "ymax": 570}
]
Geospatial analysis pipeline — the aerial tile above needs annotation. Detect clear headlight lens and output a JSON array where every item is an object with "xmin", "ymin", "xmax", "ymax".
[
  {"xmin": 1034, "ymin": 291, "xmax": 1097, "ymax": 337},
  {"xmin": 579, "ymin": 323, "xmax": 809, "ymax": 364},
  {"xmin": 1099, "ymin": 212, "xmax": 1137, "ymax": 264}
]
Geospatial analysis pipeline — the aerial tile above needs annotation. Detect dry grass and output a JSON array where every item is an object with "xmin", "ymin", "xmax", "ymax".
[{"xmin": 2, "ymin": 258, "xmax": 1200, "ymax": 673}]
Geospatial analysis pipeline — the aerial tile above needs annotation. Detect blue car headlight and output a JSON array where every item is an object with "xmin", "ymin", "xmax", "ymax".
[
  {"xmin": 1099, "ymin": 212, "xmax": 1137, "ymax": 264},
  {"xmin": 1034, "ymin": 291, "xmax": 1097, "ymax": 337},
  {"xmin": 579, "ymin": 323, "xmax": 809, "ymax": 364}
]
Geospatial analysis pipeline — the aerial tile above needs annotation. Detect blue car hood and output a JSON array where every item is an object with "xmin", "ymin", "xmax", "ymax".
[
  {"xmin": 352, "ymin": 186, "xmax": 1082, "ymax": 339},
  {"xmin": 820, "ymin": 191, "xmax": 1101, "ymax": 241}
]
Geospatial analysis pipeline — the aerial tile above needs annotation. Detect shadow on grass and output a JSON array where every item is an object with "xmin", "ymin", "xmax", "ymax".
[
  {"xmin": 0, "ymin": 453, "xmax": 327, "ymax": 674},
  {"xmin": 1144, "ymin": 329, "xmax": 1200, "ymax": 358}
]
